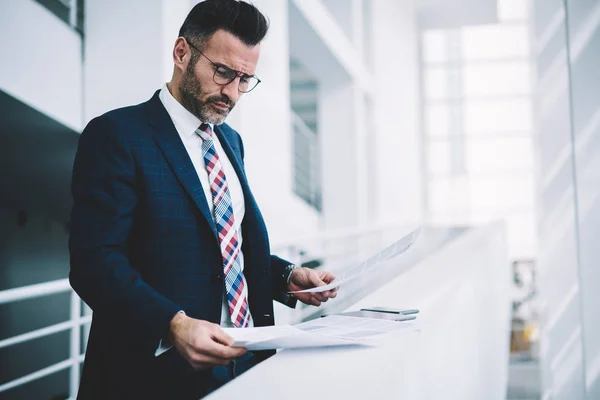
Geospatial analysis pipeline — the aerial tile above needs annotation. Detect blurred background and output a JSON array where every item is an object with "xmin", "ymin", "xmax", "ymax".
[{"xmin": 0, "ymin": 0, "xmax": 599, "ymax": 399}]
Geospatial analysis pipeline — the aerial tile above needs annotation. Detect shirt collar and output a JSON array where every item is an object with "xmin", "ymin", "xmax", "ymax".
[{"xmin": 159, "ymin": 83, "xmax": 214, "ymax": 137}]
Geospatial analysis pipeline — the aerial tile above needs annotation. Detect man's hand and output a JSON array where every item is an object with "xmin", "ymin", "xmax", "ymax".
[
  {"xmin": 287, "ymin": 267, "xmax": 338, "ymax": 306},
  {"xmin": 169, "ymin": 312, "xmax": 247, "ymax": 370}
]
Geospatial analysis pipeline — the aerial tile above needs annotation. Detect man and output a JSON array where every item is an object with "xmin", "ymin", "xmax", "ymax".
[{"xmin": 69, "ymin": 1, "xmax": 337, "ymax": 398}]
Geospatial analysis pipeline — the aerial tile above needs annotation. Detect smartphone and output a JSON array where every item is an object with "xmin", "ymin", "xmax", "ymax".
[
  {"xmin": 322, "ymin": 310, "xmax": 417, "ymax": 321},
  {"xmin": 360, "ymin": 307, "xmax": 419, "ymax": 315}
]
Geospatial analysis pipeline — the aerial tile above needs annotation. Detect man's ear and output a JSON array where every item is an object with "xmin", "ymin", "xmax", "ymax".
[{"xmin": 173, "ymin": 37, "xmax": 190, "ymax": 73}]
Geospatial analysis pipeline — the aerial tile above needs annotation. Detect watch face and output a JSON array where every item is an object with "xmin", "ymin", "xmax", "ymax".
[{"xmin": 286, "ymin": 264, "xmax": 297, "ymax": 282}]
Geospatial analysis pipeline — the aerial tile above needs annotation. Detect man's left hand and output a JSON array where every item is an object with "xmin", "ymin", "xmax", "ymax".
[{"xmin": 287, "ymin": 267, "xmax": 338, "ymax": 306}]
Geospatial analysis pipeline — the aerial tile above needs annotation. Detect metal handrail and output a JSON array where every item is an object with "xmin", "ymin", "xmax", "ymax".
[
  {"xmin": 0, "ymin": 355, "xmax": 85, "ymax": 394},
  {"xmin": 0, "ymin": 279, "xmax": 71, "ymax": 305},
  {"xmin": 0, "ymin": 279, "xmax": 89, "ymax": 397},
  {"xmin": 0, "ymin": 316, "xmax": 92, "ymax": 350}
]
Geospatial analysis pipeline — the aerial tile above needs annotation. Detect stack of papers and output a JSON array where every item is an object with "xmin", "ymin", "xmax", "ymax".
[
  {"xmin": 224, "ymin": 315, "xmax": 418, "ymax": 351},
  {"xmin": 225, "ymin": 228, "xmax": 423, "ymax": 351}
]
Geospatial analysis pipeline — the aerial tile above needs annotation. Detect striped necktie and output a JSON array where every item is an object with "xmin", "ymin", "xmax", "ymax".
[{"xmin": 196, "ymin": 123, "xmax": 251, "ymax": 328}]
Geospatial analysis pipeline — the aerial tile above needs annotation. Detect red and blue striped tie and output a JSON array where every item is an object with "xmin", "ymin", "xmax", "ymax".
[{"xmin": 197, "ymin": 123, "xmax": 251, "ymax": 328}]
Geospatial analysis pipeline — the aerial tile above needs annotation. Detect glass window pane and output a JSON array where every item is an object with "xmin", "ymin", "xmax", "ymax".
[
  {"xmin": 428, "ymin": 140, "xmax": 451, "ymax": 175},
  {"xmin": 463, "ymin": 62, "xmax": 531, "ymax": 96},
  {"xmin": 426, "ymin": 104, "xmax": 450, "ymax": 137},
  {"xmin": 429, "ymin": 176, "xmax": 470, "ymax": 214},
  {"xmin": 468, "ymin": 175, "xmax": 535, "ymax": 211},
  {"xmin": 466, "ymin": 137, "xmax": 534, "ymax": 174},
  {"xmin": 506, "ymin": 213, "xmax": 537, "ymax": 258},
  {"xmin": 498, "ymin": 0, "xmax": 529, "ymax": 21},
  {"xmin": 424, "ymin": 68, "xmax": 450, "ymax": 100},
  {"xmin": 461, "ymin": 25, "xmax": 529, "ymax": 60},
  {"xmin": 469, "ymin": 211, "xmax": 537, "ymax": 258},
  {"xmin": 464, "ymin": 99, "xmax": 533, "ymax": 133},
  {"xmin": 423, "ymin": 30, "xmax": 448, "ymax": 63}
]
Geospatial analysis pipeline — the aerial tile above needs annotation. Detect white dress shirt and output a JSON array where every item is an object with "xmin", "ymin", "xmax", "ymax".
[{"xmin": 155, "ymin": 84, "xmax": 252, "ymax": 356}]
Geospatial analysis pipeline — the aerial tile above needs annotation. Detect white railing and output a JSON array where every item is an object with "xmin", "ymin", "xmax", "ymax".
[{"xmin": 0, "ymin": 279, "xmax": 90, "ymax": 399}]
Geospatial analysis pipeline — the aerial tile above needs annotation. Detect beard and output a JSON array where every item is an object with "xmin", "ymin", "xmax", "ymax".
[{"xmin": 178, "ymin": 62, "xmax": 235, "ymax": 125}]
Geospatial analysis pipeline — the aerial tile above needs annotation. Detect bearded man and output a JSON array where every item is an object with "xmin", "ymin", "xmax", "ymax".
[{"xmin": 69, "ymin": 1, "xmax": 337, "ymax": 398}]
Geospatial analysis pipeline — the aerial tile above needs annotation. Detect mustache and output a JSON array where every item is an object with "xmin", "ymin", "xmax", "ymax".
[{"xmin": 207, "ymin": 95, "xmax": 234, "ymax": 108}]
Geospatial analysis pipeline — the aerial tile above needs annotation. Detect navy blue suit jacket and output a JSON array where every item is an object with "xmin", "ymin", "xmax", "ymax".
[{"xmin": 69, "ymin": 91, "xmax": 296, "ymax": 399}]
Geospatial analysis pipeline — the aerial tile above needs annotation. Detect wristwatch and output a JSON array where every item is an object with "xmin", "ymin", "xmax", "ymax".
[{"xmin": 285, "ymin": 264, "xmax": 297, "ymax": 285}]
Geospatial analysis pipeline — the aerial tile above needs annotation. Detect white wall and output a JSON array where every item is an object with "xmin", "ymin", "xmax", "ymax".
[
  {"xmin": 568, "ymin": 1, "xmax": 600, "ymax": 397},
  {"xmin": 533, "ymin": 0, "xmax": 596, "ymax": 398},
  {"xmin": 0, "ymin": 0, "xmax": 83, "ymax": 131},
  {"xmin": 84, "ymin": 0, "xmax": 192, "ymax": 122},
  {"xmin": 370, "ymin": 0, "xmax": 424, "ymax": 226}
]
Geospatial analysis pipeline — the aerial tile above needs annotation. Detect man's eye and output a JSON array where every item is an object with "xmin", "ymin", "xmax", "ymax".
[{"xmin": 215, "ymin": 67, "xmax": 234, "ymax": 79}]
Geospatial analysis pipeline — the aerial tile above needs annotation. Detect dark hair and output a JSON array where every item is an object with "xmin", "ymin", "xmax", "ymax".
[{"xmin": 179, "ymin": 0, "xmax": 269, "ymax": 50}]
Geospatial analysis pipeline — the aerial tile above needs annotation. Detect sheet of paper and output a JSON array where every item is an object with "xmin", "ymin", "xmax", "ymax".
[
  {"xmin": 291, "ymin": 227, "xmax": 422, "ymax": 294},
  {"xmin": 222, "ymin": 325, "xmax": 298, "ymax": 347},
  {"xmin": 223, "ymin": 315, "xmax": 417, "ymax": 351},
  {"xmin": 223, "ymin": 323, "xmax": 367, "ymax": 351},
  {"xmin": 294, "ymin": 315, "xmax": 417, "ymax": 341}
]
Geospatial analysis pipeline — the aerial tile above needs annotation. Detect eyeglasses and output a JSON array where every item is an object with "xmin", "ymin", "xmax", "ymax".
[{"xmin": 186, "ymin": 39, "xmax": 261, "ymax": 93}]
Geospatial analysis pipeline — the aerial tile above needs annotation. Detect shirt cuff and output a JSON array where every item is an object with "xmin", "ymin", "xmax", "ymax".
[
  {"xmin": 155, "ymin": 339, "xmax": 173, "ymax": 357},
  {"xmin": 154, "ymin": 310, "xmax": 185, "ymax": 357}
]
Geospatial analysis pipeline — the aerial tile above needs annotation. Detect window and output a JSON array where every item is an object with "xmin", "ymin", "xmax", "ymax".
[
  {"xmin": 462, "ymin": 61, "xmax": 531, "ymax": 97},
  {"xmin": 36, "ymin": 0, "xmax": 84, "ymax": 34},
  {"xmin": 463, "ymin": 99, "xmax": 533, "ymax": 133},
  {"xmin": 290, "ymin": 59, "xmax": 321, "ymax": 211},
  {"xmin": 421, "ymin": 0, "xmax": 536, "ymax": 259},
  {"xmin": 461, "ymin": 25, "xmax": 529, "ymax": 60}
]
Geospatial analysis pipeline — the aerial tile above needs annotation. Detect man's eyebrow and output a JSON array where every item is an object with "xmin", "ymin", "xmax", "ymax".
[{"xmin": 215, "ymin": 62, "xmax": 256, "ymax": 78}]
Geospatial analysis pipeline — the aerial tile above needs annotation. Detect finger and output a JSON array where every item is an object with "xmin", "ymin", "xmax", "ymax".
[
  {"xmin": 313, "ymin": 292, "xmax": 329, "ymax": 302},
  {"xmin": 202, "ymin": 339, "xmax": 247, "ymax": 360},
  {"xmin": 308, "ymin": 272, "xmax": 326, "ymax": 288},
  {"xmin": 294, "ymin": 294, "xmax": 312, "ymax": 305},
  {"xmin": 188, "ymin": 353, "xmax": 232, "ymax": 370},
  {"xmin": 209, "ymin": 326, "xmax": 236, "ymax": 347},
  {"xmin": 318, "ymin": 271, "xmax": 336, "ymax": 283}
]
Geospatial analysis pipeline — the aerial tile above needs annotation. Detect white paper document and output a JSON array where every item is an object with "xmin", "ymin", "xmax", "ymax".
[
  {"xmin": 291, "ymin": 227, "xmax": 422, "ymax": 294},
  {"xmin": 223, "ymin": 315, "xmax": 417, "ymax": 351}
]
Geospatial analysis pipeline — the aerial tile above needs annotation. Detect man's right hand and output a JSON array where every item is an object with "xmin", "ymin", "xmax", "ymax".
[{"xmin": 169, "ymin": 312, "xmax": 247, "ymax": 370}]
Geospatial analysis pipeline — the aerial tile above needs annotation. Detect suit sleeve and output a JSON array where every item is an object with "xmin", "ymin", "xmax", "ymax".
[
  {"xmin": 270, "ymin": 255, "xmax": 298, "ymax": 308},
  {"xmin": 69, "ymin": 116, "xmax": 181, "ymax": 355}
]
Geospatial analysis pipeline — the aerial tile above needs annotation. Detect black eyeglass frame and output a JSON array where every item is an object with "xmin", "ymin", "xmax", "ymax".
[{"xmin": 185, "ymin": 39, "xmax": 262, "ymax": 93}]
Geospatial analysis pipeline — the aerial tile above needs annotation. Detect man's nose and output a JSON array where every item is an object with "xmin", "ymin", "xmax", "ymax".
[{"xmin": 221, "ymin": 78, "xmax": 241, "ymax": 103}]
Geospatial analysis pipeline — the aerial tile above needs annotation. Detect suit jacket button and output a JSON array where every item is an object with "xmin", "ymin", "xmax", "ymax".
[{"xmin": 213, "ymin": 272, "xmax": 222, "ymax": 281}]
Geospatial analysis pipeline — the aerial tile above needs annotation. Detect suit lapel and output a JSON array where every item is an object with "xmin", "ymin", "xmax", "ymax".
[
  {"xmin": 214, "ymin": 126, "xmax": 251, "ymax": 195},
  {"xmin": 145, "ymin": 91, "xmax": 218, "ymax": 241}
]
